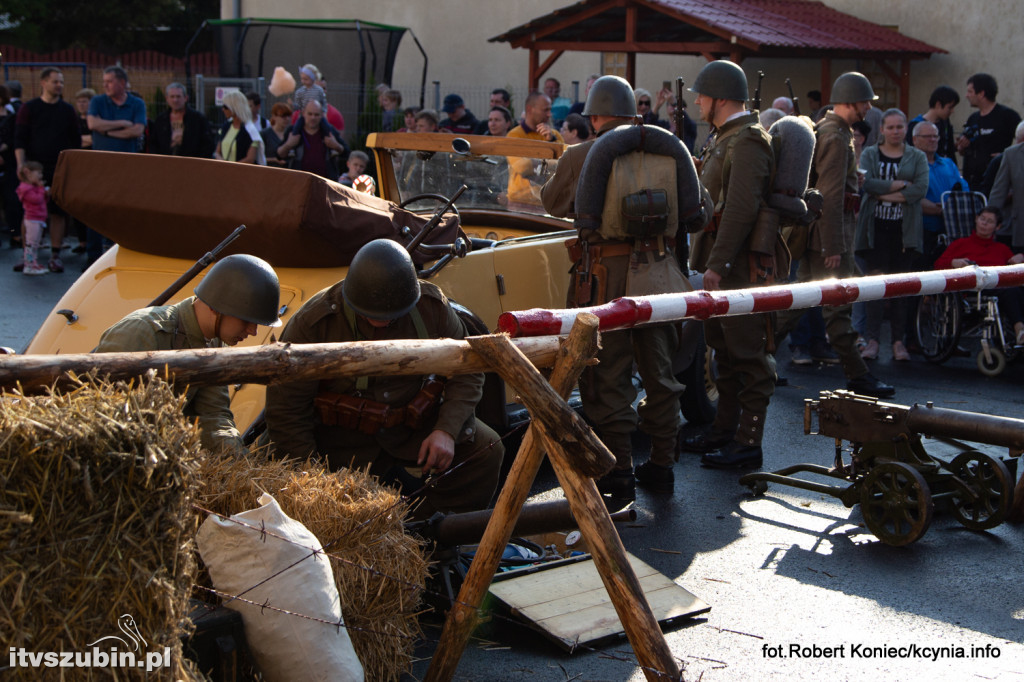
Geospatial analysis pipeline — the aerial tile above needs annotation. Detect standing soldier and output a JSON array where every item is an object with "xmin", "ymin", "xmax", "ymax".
[
  {"xmin": 774, "ymin": 73, "xmax": 895, "ymax": 398},
  {"xmin": 541, "ymin": 76, "xmax": 703, "ymax": 500},
  {"xmin": 680, "ymin": 60, "xmax": 777, "ymax": 469},
  {"xmin": 264, "ymin": 239, "xmax": 504, "ymax": 519},
  {"xmin": 94, "ymin": 254, "xmax": 282, "ymax": 454}
]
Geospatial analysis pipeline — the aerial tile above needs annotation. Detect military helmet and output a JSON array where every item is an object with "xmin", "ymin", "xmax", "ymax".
[
  {"xmin": 689, "ymin": 60, "xmax": 748, "ymax": 102},
  {"xmin": 194, "ymin": 254, "xmax": 282, "ymax": 327},
  {"xmin": 343, "ymin": 239, "xmax": 421, "ymax": 320},
  {"xmin": 582, "ymin": 75, "xmax": 638, "ymax": 117},
  {"xmin": 830, "ymin": 72, "xmax": 878, "ymax": 104}
]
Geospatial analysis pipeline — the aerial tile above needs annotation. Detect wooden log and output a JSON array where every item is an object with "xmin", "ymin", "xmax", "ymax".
[
  {"xmin": 0, "ymin": 336, "xmax": 562, "ymax": 393},
  {"xmin": 464, "ymin": 332, "xmax": 680, "ymax": 679},
  {"xmin": 537, "ymin": 426, "xmax": 682, "ymax": 682},
  {"xmin": 466, "ymin": 334, "xmax": 615, "ymax": 479},
  {"xmin": 426, "ymin": 314, "xmax": 599, "ymax": 682}
]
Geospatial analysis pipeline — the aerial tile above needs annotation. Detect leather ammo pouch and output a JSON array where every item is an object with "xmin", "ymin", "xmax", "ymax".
[
  {"xmin": 404, "ymin": 377, "xmax": 445, "ymax": 430},
  {"xmin": 621, "ymin": 189, "xmax": 669, "ymax": 238},
  {"xmin": 315, "ymin": 377, "xmax": 446, "ymax": 435}
]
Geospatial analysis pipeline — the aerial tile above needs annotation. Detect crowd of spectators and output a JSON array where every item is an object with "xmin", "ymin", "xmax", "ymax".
[{"xmin": 4, "ymin": 62, "xmax": 1023, "ymax": 307}]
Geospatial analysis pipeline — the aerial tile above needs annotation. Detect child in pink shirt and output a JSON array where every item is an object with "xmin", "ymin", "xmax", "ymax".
[{"xmin": 16, "ymin": 161, "xmax": 48, "ymax": 276}]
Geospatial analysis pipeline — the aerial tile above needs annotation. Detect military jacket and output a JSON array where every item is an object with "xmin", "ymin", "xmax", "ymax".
[
  {"xmin": 810, "ymin": 112, "xmax": 859, "ymax": 257},
  {"xmin": 265, "ymin": 281, "xmax": 483, "ymax": 459},
  {"xmin": 541, "ymin": 120, "xmax": 623, "ymax": 220},
  {"xmin": 690, "ymin": 112, "xmax": 773, "ymax": 285},
  {"xmin": 93, "ymin": 297, "xmax": 243, "ymax": 454}
]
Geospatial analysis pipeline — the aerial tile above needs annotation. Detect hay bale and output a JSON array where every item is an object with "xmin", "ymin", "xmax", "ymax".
[
  {"xmin": 196, "ymin": 453, "xmax": 429, "ymax": 682},
  {"xmin": 0, "ymin": 374, "xmax": 203, "ymax": 681}
]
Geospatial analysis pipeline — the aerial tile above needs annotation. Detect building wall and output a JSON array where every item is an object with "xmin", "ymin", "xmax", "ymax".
[{"xmin": 222, "ymin": 0, "xmax": 1021, "ymax": 129}]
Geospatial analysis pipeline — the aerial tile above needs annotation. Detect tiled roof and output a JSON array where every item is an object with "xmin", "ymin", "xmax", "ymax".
[{"xmin": 492, "ymin": 0, "xmax": 945, "ymax": 57}]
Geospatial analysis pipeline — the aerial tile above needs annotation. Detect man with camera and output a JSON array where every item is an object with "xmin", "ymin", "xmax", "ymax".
[{"xmin": 957, "ymin": 73, "xmax": 1021, "ymax": 191}]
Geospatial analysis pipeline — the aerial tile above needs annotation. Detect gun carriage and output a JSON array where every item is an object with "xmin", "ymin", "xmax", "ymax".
[{"xmin": 739, "ymin": 390, "xmax": 1021, "ymax": 546}]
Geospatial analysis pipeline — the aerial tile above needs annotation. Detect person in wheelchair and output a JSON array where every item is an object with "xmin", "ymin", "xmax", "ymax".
[{"xmin": 934, "ymin": 206, "xmax": 1024, "ymax": 345}]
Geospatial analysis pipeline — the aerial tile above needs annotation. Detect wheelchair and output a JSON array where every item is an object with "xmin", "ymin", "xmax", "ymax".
[
  {"xmin": 916, "ymin": 290, "xmax": 1020, "ymax": 376},
  {"xmin": 915, "ymin": 190, "xmax": 1021, "ymax": 376}
]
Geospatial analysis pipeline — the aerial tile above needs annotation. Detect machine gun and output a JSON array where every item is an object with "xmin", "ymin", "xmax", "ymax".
[
  {"xmin": 401, "ymin": 184, "xmax": 469, "ymax": 278},
  {"xmin": 785, "ymin": 78, "xmax": 800, "ymax": 116},
  {"xmin": 740, "ymin": 390, "xmax": 1023, "ymax": 545}
]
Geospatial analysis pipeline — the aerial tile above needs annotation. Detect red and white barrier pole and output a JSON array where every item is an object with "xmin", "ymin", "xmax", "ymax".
[{"xmin": 498, "ymin": 265, "xmax": 1024, "ymax": 338}]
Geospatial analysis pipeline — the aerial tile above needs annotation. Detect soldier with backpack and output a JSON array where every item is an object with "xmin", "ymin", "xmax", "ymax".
[
  {"xmin": 680, "ymin": 60, "xmax": 779, "ymax": 470},
  {"xmin": 541, "ymin": 75, "xmax": 707, "ymax": 501},
  {"xmin": 772, "ymin": 72, "xmax": 895, "ymax": 399}
]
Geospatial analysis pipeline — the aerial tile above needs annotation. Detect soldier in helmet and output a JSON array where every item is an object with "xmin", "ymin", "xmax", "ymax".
[
  {"xmin": 680, "ymin": 60, "xmax": 777, "ymax": 469},
  {"xmin": 94, "ymin": 254, "xmax": 282, "ymax": 454},
  {"xmin": 265, "ymin": 239, "xmax": 503, "ymax": 518},
  {"xmin": 540, "ymin": 75, "xmax": 694, "ymax": 501},
  {"xmin": 773, "ymin": 72, "xmax": 895, "ymax": 399}
]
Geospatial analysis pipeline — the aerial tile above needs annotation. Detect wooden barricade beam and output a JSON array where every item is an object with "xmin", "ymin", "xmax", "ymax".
[
  {"xmin": 426, "ymin": 314, "xmax": 600, "ymax": 682},
  {"xmin": 0, "ymin": 337, "xmax": 562, "ymax": 393},
  {"xmin": 465, "ymin": 331, "xmax": 682, "ymax": 682}
]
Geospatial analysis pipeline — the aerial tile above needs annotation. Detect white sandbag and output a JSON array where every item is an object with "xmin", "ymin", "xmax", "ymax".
[{"xmin": 196, "ymin": 493, "xmax": 363, "ymax": 682}]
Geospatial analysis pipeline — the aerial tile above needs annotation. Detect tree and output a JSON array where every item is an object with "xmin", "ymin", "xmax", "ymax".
[{"xmin": 0, "ymin": 0, "xmax": 219, "ymax": 54}]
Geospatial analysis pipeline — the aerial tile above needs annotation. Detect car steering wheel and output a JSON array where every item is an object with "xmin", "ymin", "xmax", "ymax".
[{"xmin": 398, "ymin": 193, "xmax": 461, "ymax": 220}]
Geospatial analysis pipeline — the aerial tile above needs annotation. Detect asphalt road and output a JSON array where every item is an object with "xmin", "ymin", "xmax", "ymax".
[{"xmin": 3, "ymin": 240, "xmax": 1023, "ymax": 681}]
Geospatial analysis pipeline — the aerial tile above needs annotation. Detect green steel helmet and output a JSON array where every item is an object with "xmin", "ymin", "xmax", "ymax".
[
  {"xmin": 582, "ymin": 75, "xmax": 638, "ymax": 117},
  {"xmin": 342, "ymin": 239, "xmax": 421, "ymax": 320},
  {"xmin": 689, "ymin": 60, "xmax": 748, "ymax": 102},
  {"xmin": 831, "ymin": 72, "xmax": 878, "ymax": 104},
  {"xmin": 194, "ymin": 254, "xmax": 282, "ymax": 327}
]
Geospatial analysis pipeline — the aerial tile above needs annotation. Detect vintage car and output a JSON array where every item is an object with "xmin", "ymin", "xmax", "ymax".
[{"xmin": 25, "ymin": 133, "xmax": 715, "ymax": 437}]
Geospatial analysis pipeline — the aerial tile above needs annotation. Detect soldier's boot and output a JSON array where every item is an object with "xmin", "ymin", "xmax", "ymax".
[
  {"xmin": 636, "ymin": 435, "xmax": 676, "ymax": 494},
  {"xmin": 700, "ymin": 412, "xmax": 764, "ymax": 470},
  {"xmin": 594, "ymin": 431, "xmax": 635, "ymax": 504},
  {"xmin": 679, "ymin": 398, "xmax": 739, "ymax": 454}
]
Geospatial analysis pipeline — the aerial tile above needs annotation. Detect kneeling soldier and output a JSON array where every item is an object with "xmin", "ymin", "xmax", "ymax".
[
  {"xmin": 265, "ymin": 239, "xmax": 504, "ymax": 518},
  {"xmin": 95, "ymin": 254, "xmax": 282, "ymax": 455}
]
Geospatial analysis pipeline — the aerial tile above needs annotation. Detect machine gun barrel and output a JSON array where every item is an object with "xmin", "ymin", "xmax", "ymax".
[
  {"xmin": 806, "ymin": 390, "xmax": 1024, "ymax": 450},
  {"xmin": 422, "ymin": 499, "xmax": 636, "ymax": 548},
  {"xmin": 906, "ymin": 403, "xmax": 1024, "ymax": 450}
]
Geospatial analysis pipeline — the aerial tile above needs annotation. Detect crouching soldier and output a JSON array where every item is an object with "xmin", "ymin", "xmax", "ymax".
[
  {"xmin": 265, "ymin": 239, "xmax": 504, "ymax": 519},
  {"xmin": 94, "ymin": 254, "xmax": 282, "ymax": 454}
]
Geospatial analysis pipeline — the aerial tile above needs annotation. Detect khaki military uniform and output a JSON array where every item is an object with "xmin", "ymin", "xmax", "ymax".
[
  {"xmin": 775, "ymin": 112, "xmax": 870, "ymax": 381},
  {"xmin": 541, "ymin": 120, "xmax": 687, "ymax": 469},
  {"xmin": 265, "ymin": 281, "xmax": 503, "ymax": 517},
  {"xmin": 93, "ymin": 297, "xmax": 245, "ymax": 454},
  {"xmin": 691, "ymin": 112, "xmax": 776, "ymax": 447}
]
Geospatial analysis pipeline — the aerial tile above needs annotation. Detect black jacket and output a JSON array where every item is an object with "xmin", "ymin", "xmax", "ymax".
[{"xmin": 151, "ymin": 107, "xmax": 214, "ymax": 158}]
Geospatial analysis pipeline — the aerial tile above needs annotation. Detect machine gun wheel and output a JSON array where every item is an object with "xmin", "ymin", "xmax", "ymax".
[
  {"xmin": 859, "ymin": 462, "xmax": 933, "ymax": 546},
  {"xmin": 976, "ymin": 346, "xmax": 1007, "ymax": 377},
  {"xmin": 916, "ymin": 293, "xmax": 961, "ymax": 364},
  {"xmin": 948, "ymin": 451, "xmax": 1013, "ymax": 530},
  {"xmin": 745, "ymin": 479, "xmax": 768, "ymax": 496}
]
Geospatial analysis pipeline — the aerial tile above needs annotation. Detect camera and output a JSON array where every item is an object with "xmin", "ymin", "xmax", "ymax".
[{"xmin": 962, "ymin": 123, "xmax": 981, "ymax": 142}]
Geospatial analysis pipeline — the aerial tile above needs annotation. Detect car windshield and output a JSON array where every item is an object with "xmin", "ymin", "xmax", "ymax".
[{"xmin": 383, "ymin": 146, "xmax": 558, "ymax": 217}]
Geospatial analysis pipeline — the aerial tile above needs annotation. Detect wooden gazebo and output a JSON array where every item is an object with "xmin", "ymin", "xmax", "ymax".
[{"xmin": 490, "ymin": 0, "xmax": 945, "ymax": 112}]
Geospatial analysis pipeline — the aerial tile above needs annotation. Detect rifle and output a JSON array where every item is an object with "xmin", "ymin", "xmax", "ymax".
[
  {"xmin": 786, "ymin": 78, "xmax": 800, "ymax": 116},
  {"xmin": 753, "ymin": 70, "xmax": 765, "ymax": 111},
  {"xmin": 149, "ymin": 225, "xmax": 246, "ymax": 307},
  {"xmin": 673, "ymin": 76, "xmax": 692, "ymax": 266}
]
